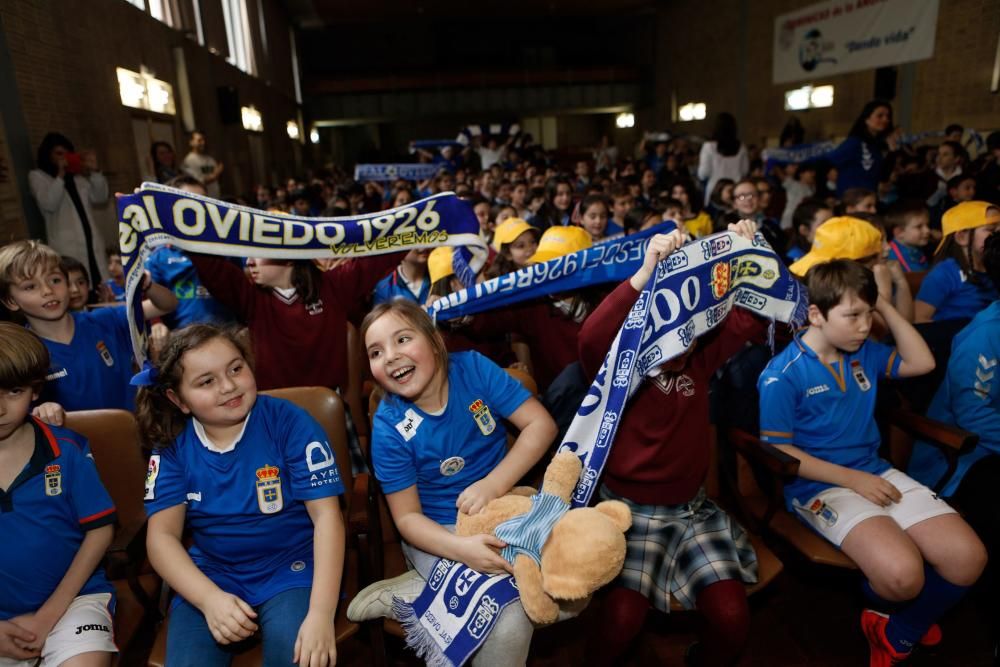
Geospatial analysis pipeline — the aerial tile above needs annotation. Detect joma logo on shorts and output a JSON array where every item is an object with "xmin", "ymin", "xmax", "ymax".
[{"xmin": 75, "ymin": 624, "xmax": 110, "ymax": 634}]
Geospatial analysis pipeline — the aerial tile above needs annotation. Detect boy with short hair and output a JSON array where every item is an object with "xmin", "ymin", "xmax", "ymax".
[
  {"xmin": 608, "ymin": 184, "xmax": 633, "ymax": 236},
  {"xmin": 0, "ymin": 240, "xmax": 176, "ymax": 411},
  {"xmin": 59, "ymin": 256, "xmax": 91, "ymax": 311},
  {"xmin": 885, "ymin": 201, "xmax": 932, "ymax": 272},
  {"xmin": 100, "ymin": 243, "xmax": 126, "ymax": 303},
  {"xmin": 759, "ymin": 259, "xmax": 986, "ymax": 665},
  {"xmin": 0, "ymin": 322, "xmax": 117, "ymax": 666}
]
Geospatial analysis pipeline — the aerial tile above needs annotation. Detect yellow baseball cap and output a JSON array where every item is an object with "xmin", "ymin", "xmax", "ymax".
[
  {"xmin": 789, "ymin": 216, "xmax": 883, "ymax": 277},
  {"xmin": 528, "ymin": 225, "xmax": 592, "ymax": 264},
  {"xmin": 936, "ymin": 201, "xmax": 1000, "ymax": 253},
  {"xmin": 491, "ymin": 218, "xmax": 539, "ymax": 251},
  {"xmin": 427, "ymin": 246, "xmax": 454, "ymax": 284}
]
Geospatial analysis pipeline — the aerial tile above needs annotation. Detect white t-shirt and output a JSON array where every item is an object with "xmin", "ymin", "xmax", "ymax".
[{"xmin": 181, "ymin": 151, "xmax": 221, "ymax": 198}]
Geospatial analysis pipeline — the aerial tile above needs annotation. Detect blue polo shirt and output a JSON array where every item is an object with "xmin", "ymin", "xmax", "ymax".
[
  {"xmin": 916, "ymin": 258, "xmax": 997, "ymax": 322},
  {"xmin": 372, "ymin": 267, "xmax": 430, "ymax": 306},
  {"xmin": 145, "ymin": 246, "xmax": 233, "ymax": 328},
  {"xmin": 909, "ymin": 302, "xmax": 1000, "ymax": 496},
  {"xmin": 144, "ymin": 395, "xmax": 344, "ymax": 607},
  {"xmin": 371, "ymin": 351, "xmax": 531, "ymax": 525},
  {"xmin": 37, "ymin": 308, "xmax": 136, "ymax": 411},
  {"xmin": 758, "ymin": 334, "xmax": 902, "ymax": 510},
  {"xmin": 887, "ymin": 240, "xmax": 928, "ymax": 273},
  {"xmin": 0, "ymin": 419, "xmax": 116, "ymax": 618}
]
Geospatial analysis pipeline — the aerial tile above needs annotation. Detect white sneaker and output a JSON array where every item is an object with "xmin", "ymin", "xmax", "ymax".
[{"xmin": 347, "ymin": 570, "xmax": 425, "ymax": 622}]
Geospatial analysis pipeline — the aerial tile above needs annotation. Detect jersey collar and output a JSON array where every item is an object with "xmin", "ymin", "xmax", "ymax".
[
  {"xmin": 1, "ymin": 419, "xmax": 59, "ymax": 508},
  {"xmin": 191, "ymin": 410, "xmax": 253, "ymax": 454}
]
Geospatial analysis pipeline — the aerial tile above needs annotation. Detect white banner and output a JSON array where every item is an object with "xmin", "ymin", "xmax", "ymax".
[{"xmin": 773, "ymin": 0, "xmax": 939, "ymax": 84}]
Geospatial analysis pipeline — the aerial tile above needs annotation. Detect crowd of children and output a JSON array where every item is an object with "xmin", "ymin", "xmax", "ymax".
[{"xmin": 1, "ymin": 108, "xmax": 999, "ymax": 666}]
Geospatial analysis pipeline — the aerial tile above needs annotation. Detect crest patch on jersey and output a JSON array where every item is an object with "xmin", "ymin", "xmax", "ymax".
[
  {"xmin": 44, "ymin": 464, "xmax": 62, "ymax": 496},
  {"xmin": 255, "ymin": 464, "xmax": 283, "ymax": 514},
  {"xmin": 468, "ymin": 399, "xmax": 496, "ymax": 436}
]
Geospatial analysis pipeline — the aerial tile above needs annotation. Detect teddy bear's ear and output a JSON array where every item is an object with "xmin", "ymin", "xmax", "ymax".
[{"xmin": 594, "ymin": 500, "xmax": 632, "ymax": 532}]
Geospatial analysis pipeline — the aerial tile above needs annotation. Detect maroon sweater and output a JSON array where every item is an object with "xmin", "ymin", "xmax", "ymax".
[
  {"xmin": 191, "ymin": 254, "xmax": 399, "ymax": 391},
  {"xmin": 578, "ymin": 280, "xmax": 766, "ymax": 505}
]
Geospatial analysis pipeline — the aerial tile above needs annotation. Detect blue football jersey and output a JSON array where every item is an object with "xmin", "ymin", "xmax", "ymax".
[
  {"xmin": 145, "ymin": 246, "xmax": 233, "ymax": 328},
  {"xmin": 144, "ymin": 395, "xmax": 345, "ymax": 606},
  {"xmin": 37, "ymin": 308, "xmax": 136, "ymax": 411},
  {"xmin": 758, "ymin": 334, "xmax": 902, "ymax": 510},
  {"xmin": 371, "ymin": 351, "xmax": 531, "ymax": 525}
]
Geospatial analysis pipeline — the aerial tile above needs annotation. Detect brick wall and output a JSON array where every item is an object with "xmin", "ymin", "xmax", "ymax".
[
  {"xmin": 653, "ymin": 0, "xmax": 1000, "ymax": 147},
  {"xmin": 0, "ymin": 0, "xmax": 300, "ymax": 244}
]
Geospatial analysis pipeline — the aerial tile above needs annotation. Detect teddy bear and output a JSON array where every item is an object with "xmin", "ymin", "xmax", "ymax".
[{"xmin": 455, "ymin": 451, "xmax": 632, "ymax": 625}]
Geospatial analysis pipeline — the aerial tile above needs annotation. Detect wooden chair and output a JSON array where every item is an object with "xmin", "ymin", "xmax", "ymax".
[
  {"xmin": 724, "ymin": 409, "xmax": 977, "ymax": 571},
  {"xmin": 904, "ymin": 271, "xmax": 927, "ymax": 299},
  {"xmin": 64, "ymin": 409, "xmax": 162, "ymax": 661},
  {"xmin": 146, "ymin": 387, "xmax": 368, "ymax": 667},
  {"xmin": 344, "ymin": 322, "xmax": 371, "ymax": 457}
]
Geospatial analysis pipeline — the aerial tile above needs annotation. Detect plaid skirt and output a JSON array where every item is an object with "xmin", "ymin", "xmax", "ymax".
[{"xmin": 600, "ymin": 485, "xmax": 758, "ymax": 613}]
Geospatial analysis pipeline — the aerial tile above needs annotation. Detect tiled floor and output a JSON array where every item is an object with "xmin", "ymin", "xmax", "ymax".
[{"xmin": 336, "ymin": 548, "xmax": 995, "ymax": 666}]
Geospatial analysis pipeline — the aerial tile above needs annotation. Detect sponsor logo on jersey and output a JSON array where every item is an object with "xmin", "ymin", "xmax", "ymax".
[
  {"xmin": 44, "ymin": 464, "xmax": 62, "ymax": 496},
  {"xmin": 469, "ymin": 399, "xmax": 496, "ymax": 436},
  {"xmin": 255, "ymin": 464, "xmax": 283, "ymax": 514},
  {"xmin": 806, "ymin": 384, "xmax": 830, "ymax": 396}
]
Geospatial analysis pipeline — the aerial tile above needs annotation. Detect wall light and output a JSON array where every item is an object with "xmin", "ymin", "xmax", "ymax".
[
  {"xmin": 784, "ymin": 85, "xmax": 834, "ymax": 111},
  {"xmin": 116, "ymin": 67, "xmax": 175, "ymax": 115},
  {"xmin": 615, "ymin": 112, "xmax": 635, "ymax": 129},
  {"xmin": 309, "ymin": 127, "xmax": 320, "ymax": 144},
  {"xmin": 241, "ymin": 105, "xmax": 263, "ymax": 132},
  {"xmin": 286, "ymin": 120, "xmax": 300, "ymax": 141},
  {"xmin": 678, "ymin": 102, "xmax": 707, "ymax": 122},
  {"xmin": 117, "ymin": 68, "xmax": 147, "ymax": 109}
]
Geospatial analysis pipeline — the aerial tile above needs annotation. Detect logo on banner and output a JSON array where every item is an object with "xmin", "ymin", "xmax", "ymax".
[
  {"xmin": 730, "ymin": 255, "xmax": 779, "ymax": 290},
  {"xmin": 255, "ymin": 464, "xmax": 283, "ymax": 514},
  {"xmin": 467, "ymin": 595, "xmax": 500, "ymax": 639},
  {"xmin": 799, "ymin": 29, "xmax": 837, "ymax": 71},
  {"xmin": 613, "ymin": 351, "xmax": 634, "ymax": 388},
  {"xmin": 711, "ymin": 261, "xmax": 731, "ymax": 299},
  {"xmin": 429, "ymin": 559, "xmax": 452, "ymax": 591}
]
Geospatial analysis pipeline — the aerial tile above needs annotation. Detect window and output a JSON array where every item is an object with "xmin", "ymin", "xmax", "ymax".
[{"xmin": 222, "ymin": 0, "xmax": 255, "ymax": 75}]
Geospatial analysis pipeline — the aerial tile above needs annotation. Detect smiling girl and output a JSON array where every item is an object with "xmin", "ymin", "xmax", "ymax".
[
  {"xmin": 359, "ymin": 299, "xmax": 556, "ymax": 666},
  {"xmin": 140, "ymin": 325, "xmax": 345, "ymax": 667}
]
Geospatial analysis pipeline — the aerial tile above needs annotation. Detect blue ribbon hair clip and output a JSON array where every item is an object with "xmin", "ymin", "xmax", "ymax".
[{"xmin": 130, "ymin": 360, "xmax": 160, "ymax": 387}]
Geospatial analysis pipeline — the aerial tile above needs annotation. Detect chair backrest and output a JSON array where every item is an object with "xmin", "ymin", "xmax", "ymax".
[
  {"xmin": 64, "ymin": 410, "xmax": 147, "ymax": 537},
  {"xmin": 504, "ymin": 367, "xmax": 538, "ymax": 396},
  {"xmin": 261, "ymin": 387, "xmax": 353, "ymax": 515},
  {"xmin": 904, "ymin": 271, "xmax": 927, "ymax": 298},
  {"xmin": 343, "ymin": 322, "xmax": 370, "ymax": 443}
]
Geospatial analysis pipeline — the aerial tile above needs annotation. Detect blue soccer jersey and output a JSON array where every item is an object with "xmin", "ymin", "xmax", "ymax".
[
  {"xmin": 909, "ymin": 302, "xmax": 1000, "ymax": 496},
  {"xmin": 371, "ymin": 351, "xmax": 531, "ymax": 525},
  {"xmin": 758, "ymin": 334, "xmax": 902, "ymax": 510},
  {"xmin": 916, "ymin": 258, "xmax": 998, "ymax": 322},
  {"xmin": 144, "ymin": 395, "xmax": 344, "ymax": 607},
  {"xmin": 37, "ymin": 308, "xmax": 136, "ymax": 411},
  {"xmin": 145, "ymin": 246, "xmax": 233, "ymax": 328},
  {"xmin": 0, "ymin": 419, "xmax": 116, "ymax": 619},
  {"xmin": 372, "ymin": 268, "xmax": 430, "ymax": 306}
]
